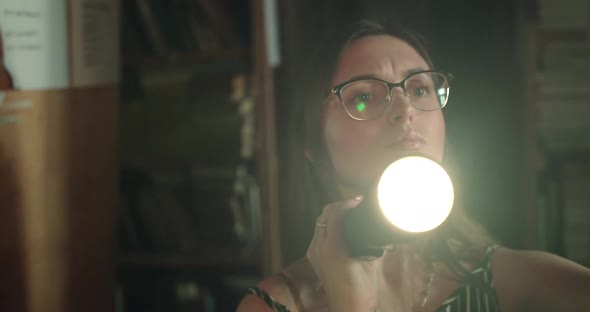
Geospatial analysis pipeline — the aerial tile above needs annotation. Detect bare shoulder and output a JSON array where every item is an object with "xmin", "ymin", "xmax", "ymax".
[
  {"xmin": 491, "ymin": 247, "xmax": 590, "ymax": 311},
  {"xmin": 237, "ymin": 258, "xmax": 317, "ymax": 312},
  {"xmin": 236, "ymin": 271, "xmax": 297, "ymax": 312},
  {"xmin": 492, "ymin": 247, "xmax": 590, "ymax": 286}
]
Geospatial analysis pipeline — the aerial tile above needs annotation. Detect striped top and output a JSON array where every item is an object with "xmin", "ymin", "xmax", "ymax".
[{"xmin": 246, "ymin": 245, "xmax": 501, "ymax": 312}]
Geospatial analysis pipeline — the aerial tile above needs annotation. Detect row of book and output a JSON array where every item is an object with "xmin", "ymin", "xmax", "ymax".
[
  {"xmin": 122, "ymin": 0, "xmax": 249, "ymax": 58},
  {"xmin": 560, "ymin": 163, "xmax": 590, "ymax": 266},
  {"xmin": 537, "ymin": 161, "xmax": 590, "ymax": 267},
  {"xmin": 538, "ymin": 0, "xmax": 589, "ymax": 30},
  {"xmin": 535, "ymin": 6, "xmax": 590, "ymax": 151}
]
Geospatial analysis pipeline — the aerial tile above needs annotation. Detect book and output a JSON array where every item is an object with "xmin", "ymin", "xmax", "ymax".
[
  {"xmin": 195, "ymin": 0, "xmax": 242, "ymax": 49},
  {"xmin": 132, "ymin": 0, "xmax": 169, "ymax": 56},
  {"xmin": 559, "ymin": 162, "xmax": 590, "ymax": 266}
]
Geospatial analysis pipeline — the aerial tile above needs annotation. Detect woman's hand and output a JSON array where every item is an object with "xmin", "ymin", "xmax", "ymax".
[{"xmin": 306, "ymin": 196, "xmax": 382, "ymax": 312}]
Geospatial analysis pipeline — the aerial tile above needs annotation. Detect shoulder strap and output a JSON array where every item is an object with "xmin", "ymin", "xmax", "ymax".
[
  {"xmin": 478, "ymin": 244, "xmax": 501, "ymax": 298},
  {"xmin": 246, "ymin": 287, "xmax": 292, "ymax": 312},
  {"xmin": 484, "ymin": 244, "xmax": 500, "ymax": 258},
  {"xmin": 278, "ymin": 269, "xmax": 304, "ymax": 310},
  {"xmin": 482, "ymin": 244, "xmax": 500, "ymax": 272}
]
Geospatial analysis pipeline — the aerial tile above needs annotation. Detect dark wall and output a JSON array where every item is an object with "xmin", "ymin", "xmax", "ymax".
[{"xmin": 276, "ymin": 0, "xmax": 526, "ymax": 264}]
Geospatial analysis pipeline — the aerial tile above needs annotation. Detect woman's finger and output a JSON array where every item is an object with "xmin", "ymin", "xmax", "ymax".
[
  {"xmin": 308, "ymin": 200, "xmax": 347, "ymax": 258},
  {"xmin": 308, "ymin": 196, "xmax": 364, "ymax": 258},
  {"xmin": 323, "ymin": 196, "xmax": 363, "ymax": 242}
]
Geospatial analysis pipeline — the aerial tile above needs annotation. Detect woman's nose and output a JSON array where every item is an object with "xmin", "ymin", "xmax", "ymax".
[{"xmin": 387, "ymin": 91, "xmax": 414, "ymax": 124}]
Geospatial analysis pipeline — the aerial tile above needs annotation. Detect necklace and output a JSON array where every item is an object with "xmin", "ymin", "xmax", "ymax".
[
  {"xmin": 420, "ymin": 262, "xmax": 436, "ymax": 308},
  {"xmin": 374, "ymin": 264, "xmax": 435, "ymax": 312},
  {"xmin": 382, "ymin": 248, "xmax": 436, "ymax": 310}
]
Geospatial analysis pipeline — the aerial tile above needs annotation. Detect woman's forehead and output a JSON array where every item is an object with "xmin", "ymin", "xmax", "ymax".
[{"xmin": 331, "ymin": 35, "xmax": 429, "ymax": 85}]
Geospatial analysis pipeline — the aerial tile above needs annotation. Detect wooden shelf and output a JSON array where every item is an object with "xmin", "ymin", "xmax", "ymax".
[
  {"xmin": 120, "ymin": 159, "xmax": 238, "ymax": 175},
  {"xmin": 118, "ymin": 249, "xmax": 258, "ymax": 271},
  {"xmin": 545, "ymin": 149, "xmax": 590, "ymax": 161},
  {"xmin": 537, "ymin": 28, "xmax": 588, "ymax": 42},
  {"xmin": 124, "ymin": 49, "xmax": 251, "ymax": 73}
]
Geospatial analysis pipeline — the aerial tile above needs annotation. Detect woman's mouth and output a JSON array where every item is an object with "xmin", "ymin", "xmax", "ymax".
[{"xmin": 388, "ymin": 132, "xmax": 426, "ymax": 151}]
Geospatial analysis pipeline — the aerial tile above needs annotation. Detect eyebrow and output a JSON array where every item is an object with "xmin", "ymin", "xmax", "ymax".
[{"xmin": 346, "ymin": 67, "xmax": 429, "ymax": 83}]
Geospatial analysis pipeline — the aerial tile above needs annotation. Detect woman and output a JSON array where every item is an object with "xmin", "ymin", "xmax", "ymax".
[{"xmin": 238, "ymin": 20, "xmax": 590, "ymax": 311}]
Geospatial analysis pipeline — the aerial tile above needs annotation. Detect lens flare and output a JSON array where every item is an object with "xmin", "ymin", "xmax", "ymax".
[
  {"xmin": 377, "ymin": 156, "xmax": 454, "ymax": 233},
  {"xmin": 356, "ymin": 102, "xmax": 366, "ymax": 112}
]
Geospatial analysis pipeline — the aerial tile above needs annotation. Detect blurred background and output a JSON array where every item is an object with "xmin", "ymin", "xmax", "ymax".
[{"xmin": 1, "ymin": 0, "xmax": 589, "ymax": 311}]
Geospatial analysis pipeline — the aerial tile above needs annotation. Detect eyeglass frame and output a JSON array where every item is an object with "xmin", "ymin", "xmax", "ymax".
[{"xmin": 329, "ymin": 70, "xmax": 453, "ymax": 121}]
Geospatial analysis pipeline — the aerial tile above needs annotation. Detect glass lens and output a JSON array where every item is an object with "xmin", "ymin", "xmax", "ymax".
[
  {"xmin": 340, "ymin": 80, "xmax": 389, "ymax": 120},
  {"xmin": 404, "ymin": 72, "xmax": 449, "ymax": 111}
]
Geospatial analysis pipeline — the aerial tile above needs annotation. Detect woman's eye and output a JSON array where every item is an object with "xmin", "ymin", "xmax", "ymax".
[
  {"xmin": 355, "ymin": 93, "xmax": 371, "ymax": 101},
  {"xmin": 413, "ymin": 87, "xmax": 428, "ymax": 97},
  {"xmin": 353, "ymin": 94, "xmax": 372, "ymax": 112}
]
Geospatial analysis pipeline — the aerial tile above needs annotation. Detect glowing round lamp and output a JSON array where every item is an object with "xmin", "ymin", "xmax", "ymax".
[
  {"xmin": 377, "ymin": 156, "xmax": 454, "ymax": 233},
  {"xmin": 342, "ymin": 156, "xmax": 455, "ymax": 257}
]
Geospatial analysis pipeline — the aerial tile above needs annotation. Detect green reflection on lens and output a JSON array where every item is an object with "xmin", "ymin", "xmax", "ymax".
[{"xmin": 356, "ymin": 102, "xmax": 366, "ymax": 112}]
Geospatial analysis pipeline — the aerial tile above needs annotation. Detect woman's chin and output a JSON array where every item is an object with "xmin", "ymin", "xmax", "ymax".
[{"xmin": 388, "ymin": 148, "xmax": 443, "ymax": 165}]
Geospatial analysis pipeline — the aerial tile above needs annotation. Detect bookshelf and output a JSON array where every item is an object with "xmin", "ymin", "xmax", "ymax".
[
  {"xmin": 518, "ymin": 0, "xmax": 590, "ymax": 266},
  {"xmin": 116, "ymin": 0, "xmax": 280, "ymax": 311}
]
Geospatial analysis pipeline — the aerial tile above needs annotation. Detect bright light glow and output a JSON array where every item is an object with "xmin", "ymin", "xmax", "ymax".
[{"xmin": 377, "ymin": 156, "xmax": 454, "ymax": 233}]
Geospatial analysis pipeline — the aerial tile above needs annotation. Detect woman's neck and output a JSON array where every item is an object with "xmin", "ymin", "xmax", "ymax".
[{"xmin": 375, "ymin": 245, "xmax": 437, "ymax": 310}]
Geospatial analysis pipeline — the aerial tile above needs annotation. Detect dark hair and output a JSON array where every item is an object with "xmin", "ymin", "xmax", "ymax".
[
  {"xmin": 280, "ymin": 19, "xmax": 496, "ymax": 289},
  {"xmin": 346, "ymin": 19, "xmax": 434, "ymax": 68}
]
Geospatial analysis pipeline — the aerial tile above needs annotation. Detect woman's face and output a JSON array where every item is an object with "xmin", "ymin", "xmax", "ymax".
[{"xmin": 322, "ymin": 35, "xmax": 446, "ymax": 194}]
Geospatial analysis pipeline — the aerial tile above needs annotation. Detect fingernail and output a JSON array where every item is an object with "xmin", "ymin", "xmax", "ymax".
[
  {"xmin": 348, "ymin": 195, "xmax": 363, "ymax": 206},
  {"xmin": 343, "ymin": 195, "xmax": 363, "ymax": 207}
]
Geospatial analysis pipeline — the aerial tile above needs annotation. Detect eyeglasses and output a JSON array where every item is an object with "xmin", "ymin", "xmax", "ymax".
[{"xmin": 330, "ymin": 70, "xmax": 452, "ymax": 121}]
